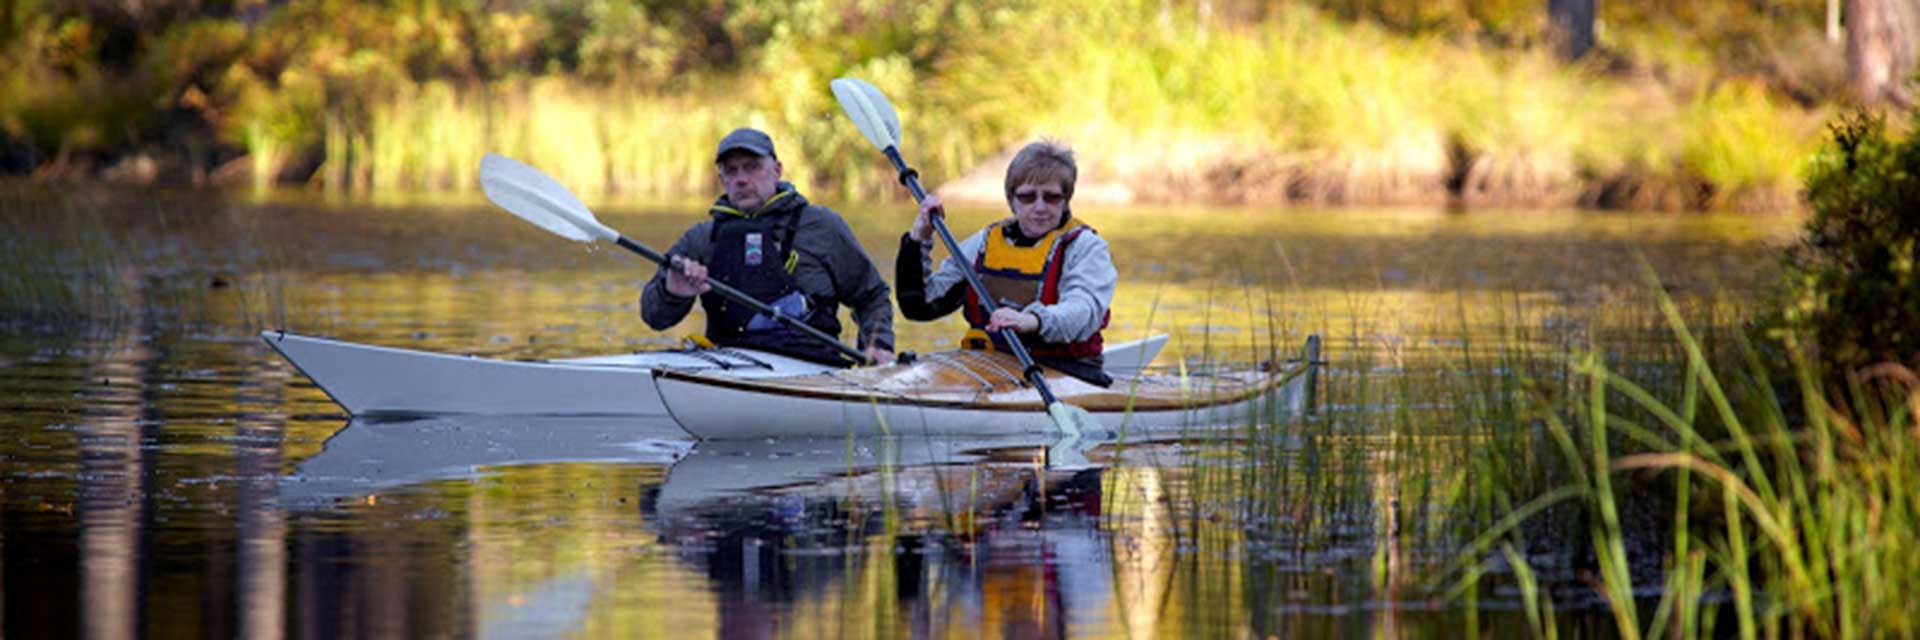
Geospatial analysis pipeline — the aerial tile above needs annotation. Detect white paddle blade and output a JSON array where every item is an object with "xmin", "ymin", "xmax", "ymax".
[
  {"xmin": 1047, "ymin": 402, "xmax": 1100, "ymax": 438},
  {"xmin": 1046, "ymin": 433, "xmax": 1094, "ymax": 470},
  {"xmin": 478, "ymin": 153, "xmax": 618, "ymax": 243},
  {"xmin": 831, "ymin": 77, "xmax": 902, "ymax": 150},
  {"xmin": 851, "ymin": 79, "xmax": 903, "ymax": 145}
]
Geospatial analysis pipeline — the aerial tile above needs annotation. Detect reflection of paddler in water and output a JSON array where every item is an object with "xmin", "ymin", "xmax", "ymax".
[
  {"xmin": 279, "ymin": 421, "xmax": 1128, "ymax": 635},
  {"xmin": 644, "ymin": 435, "xmax": 1072, "ymax": 530},
  {"xmin": 639, "ymin": 435, "xmax": 1113, "ymax": 636},
  {"xmin": 897, "ymin": 141, "xmax": 1118, "ymax": 387}
]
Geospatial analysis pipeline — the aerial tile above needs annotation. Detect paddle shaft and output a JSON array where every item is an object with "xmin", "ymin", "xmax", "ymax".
[
  {"xmin": 614, "ymin": 236, "xmax": 873, "ymax": 366},
  {"xmin": 881, "ymin": 147, "xmax": 1064, "ymax": 406}
]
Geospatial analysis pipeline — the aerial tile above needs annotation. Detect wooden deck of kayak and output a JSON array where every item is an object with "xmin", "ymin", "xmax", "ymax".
[{"xmin": 653, "ymin": 347, "xmax": 1311, "ymax": 413}]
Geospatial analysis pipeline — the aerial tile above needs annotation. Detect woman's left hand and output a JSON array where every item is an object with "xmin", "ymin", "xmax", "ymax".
[
  {"xmin": 912, "ymin": 194, "xmax": 943, "ymax": 243},
  {"xmin": 985, "ymin": 308, "xmax": 1039, "ymax": 334}
]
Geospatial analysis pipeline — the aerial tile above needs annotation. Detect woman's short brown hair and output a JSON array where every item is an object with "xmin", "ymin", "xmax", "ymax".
[{"xmin": 1003, "ymin": 141, "xmax": 1076, "ymax": 207}]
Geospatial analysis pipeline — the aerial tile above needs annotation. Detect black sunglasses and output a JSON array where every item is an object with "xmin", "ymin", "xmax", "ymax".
[{"xmin": 1013, "ymin": 190, "xmax": 1066, "ymax": 205}]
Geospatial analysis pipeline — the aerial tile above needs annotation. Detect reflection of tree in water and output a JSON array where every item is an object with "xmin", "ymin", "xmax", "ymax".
[{"xmin": 642, "ymin": 444, "xmax": 1114, "ymax": 639}]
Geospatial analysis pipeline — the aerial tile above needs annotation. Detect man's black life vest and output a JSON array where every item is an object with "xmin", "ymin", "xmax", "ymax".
[{"xmin": 700, "ymin": 193, "xmax": 850, "ymax": 365}]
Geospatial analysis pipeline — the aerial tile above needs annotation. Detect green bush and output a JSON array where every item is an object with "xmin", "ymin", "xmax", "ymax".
[{"xmin": 1779, "ymin": 113, "xmax": 1920, "ymax": 373}]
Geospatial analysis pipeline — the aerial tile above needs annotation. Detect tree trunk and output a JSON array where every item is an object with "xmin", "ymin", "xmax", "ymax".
[
  {"xmin": 1831, "ymin": 0, "xmax": 1845, "ymax": 43},
  {"xmin": 1847, "ymin": 0, "xmax": 1919, "ymax": 108},
  {"xmin": 1547, "ymin": 0, "xmax": 1596, "ymax": 60}
]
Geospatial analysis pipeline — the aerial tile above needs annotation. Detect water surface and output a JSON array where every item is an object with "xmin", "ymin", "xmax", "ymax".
[{"xmin": 0, "ymin": 187, "xmax": 1799, "ymax": 637}]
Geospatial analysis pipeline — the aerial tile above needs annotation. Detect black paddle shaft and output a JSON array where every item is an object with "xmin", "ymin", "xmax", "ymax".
[
  {"xmin": 882, "ymin": 147, "xmax": 1062, "ymax": 406},
  {"xmin": 614, "ymin": 235, "xmax": 873, "ymax": 366}
]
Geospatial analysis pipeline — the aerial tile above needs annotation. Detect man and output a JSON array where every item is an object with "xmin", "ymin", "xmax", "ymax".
[
  {"xmin": 641, "ymin": 127, "xmax": 894, "ymax": 366},
  {"xmin": 896, "ymin": 141, "xmax": 1115, "ymax": 385}
]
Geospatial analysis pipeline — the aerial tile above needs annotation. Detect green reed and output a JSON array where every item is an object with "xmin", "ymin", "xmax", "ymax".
[
  {"xmin": 1125, "ymin": 261, "xmax": 1911, "ymax": 636},
  {"xmin": 1432, "ymin": 271, "xmax": 1919, "ymax": 638},
  {"xmin": 788, "ymin": 281, "xmax": 1910, "ymax": 635},
  {"xmin": 0, "ymin": 189, "xmax": 303, "ymax": 333},
  {"xmin": 0, "ymin": 190, "xmax": 126, "ymax": 323}
]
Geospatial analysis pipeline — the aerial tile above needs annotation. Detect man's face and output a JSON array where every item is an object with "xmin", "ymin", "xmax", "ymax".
[
  {"xmin": 718, "ymin": 151, "xmax": 781, "ymax": 210},
  {"xmin": 1011, "ymin": 180, "xmax": 1068, "ymax": 237}
]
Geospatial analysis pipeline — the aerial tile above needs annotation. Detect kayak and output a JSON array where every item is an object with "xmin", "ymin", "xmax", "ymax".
[
  {"xmin": 654, "ymin": 336, "xmax": 1321, "ymax": 439},
  {"xmin": 263, "ymin": 330, "xmax": 825, "ymax": 416},
  {"xmin": 261, "ymin": 330, "xmax": 1170, "ymax": 417}
]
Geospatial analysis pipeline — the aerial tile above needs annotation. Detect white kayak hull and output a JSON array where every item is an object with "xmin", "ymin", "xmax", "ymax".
[
  {"xmin": 262, "ymin": 330, "xmax": 1169, "ymax": 417},
  {"xmin": 656, "ymin": 336, "xmax": 1320, "ymax": 439}
]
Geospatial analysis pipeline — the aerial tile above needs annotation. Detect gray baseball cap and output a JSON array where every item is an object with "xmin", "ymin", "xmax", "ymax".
[{"xmin": 715, "ymin": 127, "xmax": 777, "ymax": 162}]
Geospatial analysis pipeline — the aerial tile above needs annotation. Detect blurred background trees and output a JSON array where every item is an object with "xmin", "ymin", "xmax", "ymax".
[{"xmin": 0, "ymin": 0, "xmax": 1913, "ymax": 210}]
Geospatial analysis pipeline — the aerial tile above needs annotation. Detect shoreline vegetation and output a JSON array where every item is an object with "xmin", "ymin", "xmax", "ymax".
[{"xmin": 0, "ymin": 1, "xmax": 1879, "ymax": 211}]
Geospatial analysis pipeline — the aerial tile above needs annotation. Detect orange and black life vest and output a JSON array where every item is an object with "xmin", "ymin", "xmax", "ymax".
[{"xmin": 961, "ymin": 219, "xmax": 1107, "ymax": 359}]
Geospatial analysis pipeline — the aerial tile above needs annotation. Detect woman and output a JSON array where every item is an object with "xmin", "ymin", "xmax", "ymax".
[{"xmin": 895, "ymin": 141, "xmax": 1116, "ymax": 385}]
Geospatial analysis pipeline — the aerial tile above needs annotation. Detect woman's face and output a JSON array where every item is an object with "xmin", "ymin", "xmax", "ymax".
[{"xmin": 1011, "ymin": 180, "xmax": 1067, "ymax": 237}]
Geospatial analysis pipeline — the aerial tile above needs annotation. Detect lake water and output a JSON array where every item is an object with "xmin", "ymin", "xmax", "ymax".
[{"xmin": 0, "ymin": 187, "xmax": 1800, "ymax": 637}]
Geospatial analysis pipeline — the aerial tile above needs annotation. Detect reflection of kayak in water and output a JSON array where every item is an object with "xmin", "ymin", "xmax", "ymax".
[
  {"xmin": 276, "ymin": 416, "xmax": 1094, "ymax": 510},
  {"xmin": 655, "ymin": 336, "xmax": 1320, "ymax": 439},
  {"xmin": 638, "ymin": 434, "xmax": 1172, "ymax": 639},
  {"xmin": 261, "ymin": 330, "xmax": 1169, "ymax": 417},
  {"xmin": 279, "ymin": 415, "xmax": 693, "ymax": 506},
  {"xmin": 275, "ymin": 419, "xmax": 1209, "ymax": 637},
  {"xmin": 646, "ymin": 434, "xmax": 1083, "ymax": 517}
]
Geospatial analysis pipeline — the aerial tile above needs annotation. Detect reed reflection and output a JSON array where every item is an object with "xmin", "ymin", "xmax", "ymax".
[
  {"xmin": 77, "ymin": 281, "xmax": 153, "ymax": 640},
  {"xmin": 1101, "ymin": 465, "xmax": 1173, "ymax": 639},
  {"xmin": 236, "ymin": 358, "xmax": 289, "ymax": 640}
]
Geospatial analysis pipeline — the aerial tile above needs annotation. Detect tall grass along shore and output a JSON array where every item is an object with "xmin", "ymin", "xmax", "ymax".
[{"xmin": 4, "ymin": 0, "xmax": 1831, "ymax": 211}]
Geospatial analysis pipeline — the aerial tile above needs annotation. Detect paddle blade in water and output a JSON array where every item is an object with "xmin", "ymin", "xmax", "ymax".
[
  {"xmin": 479, "ymin": 153, "xmax": 617, "ymax": 243},
  {"xmin": 1046, "ymin": 433, "xmax": 1095, "ymax": 470},
  {"xmin": 831, "ymin": 78, "xmax": 902, "ymax": 150},
  {"xmin": 1047, "ymin": 402, "xmax": 1101, "ymax": 438}
]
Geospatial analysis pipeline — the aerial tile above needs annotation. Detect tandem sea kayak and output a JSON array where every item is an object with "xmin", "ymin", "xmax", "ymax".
[
  {"xmin": 653, "ymin": 336, "xmax": 1320, "ymax": 439},
  {"xmin": 262, "ymin": 330, "xmax": 1170, "ymax": 417}
]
